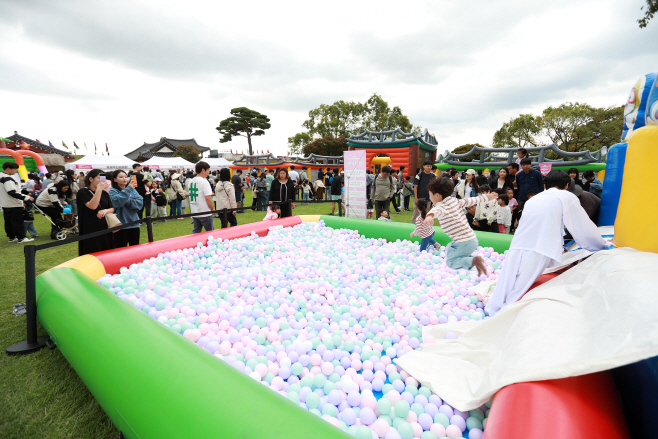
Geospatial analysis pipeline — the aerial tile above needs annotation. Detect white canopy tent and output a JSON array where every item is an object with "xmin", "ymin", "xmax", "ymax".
[
  {"xmin": 139, "ymin": 156, "xmax": 195, "ymax": 170},
  {"xmin": 199, "ymin": 157, "xmax": 231, "ymax": 169},
  {"xmin": 64, "ymin": 155, "xmax": 136, "ymax": 172}
]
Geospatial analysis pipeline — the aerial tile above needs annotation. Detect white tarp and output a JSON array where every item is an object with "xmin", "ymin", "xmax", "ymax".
[
  {"xmin": 64, "ymin": 155, "xmax": 136, "ymax": 171},
  {"xmin": 200, "ymin": 158, "xmax": 231, "ymax": 169},
  {"xmin": 140, "ymin": 156, "xmax": 195, "ymax": 170},
  {"xmin": 395, "ymin": 248, "xmax": 658, "ymax": 411}
]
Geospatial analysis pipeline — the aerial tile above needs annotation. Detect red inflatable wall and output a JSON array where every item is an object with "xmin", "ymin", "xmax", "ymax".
[
  {"xmin": 92, "ymin": 217, "xmax": 301, "ymax": 274},
  {"xmin": 484, "ymin": 372, "xmax": 630, "ymax": 439}
]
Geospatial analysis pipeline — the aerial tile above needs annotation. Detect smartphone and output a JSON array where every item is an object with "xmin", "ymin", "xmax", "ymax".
[
  {"xmin": 131, "ymin": 175, "xmax": 137, "ymax": 186},
  {"xmin": 99, "ymin": 176, "xmax": 106, "ymax": 182}
]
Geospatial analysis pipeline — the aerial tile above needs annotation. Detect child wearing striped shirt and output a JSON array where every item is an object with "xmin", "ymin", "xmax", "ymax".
[
  {"xmin": 410, "ymin": 199, "xmax": 440, "ymax": 252},
  {"xmin": 424, "ymin": 178, "xmax": 498, "ymax": 276}
]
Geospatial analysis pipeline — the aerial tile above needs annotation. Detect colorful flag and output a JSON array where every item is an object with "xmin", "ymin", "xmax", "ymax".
[
  {"xmin": 49, "ymin": 141, "xmax": 55, "ymax": 148},
  {"xmin": 84, "ymin": 142, "xmax": 88, "ymax": 151},
  {"xmin": 106, "ymin": 143, "xmax": 109, "ymax": 155},
  {"xmin": 62, "ymin": 141, "xmax": 70, "ymax": 150},
  {"xmin": 73, "ymin": 141, "xmax": 80, "ymax": 150},
  {"xmin": 94, "ymin": 143, "xmax": 97, "ymax": 154},
  {"xmin": 267, "ymin": 150, "xmax": 270, "ymax": 153},
  {"xmin": 35, "ymin": 139, "xmax": 41, "ymax": 144}
]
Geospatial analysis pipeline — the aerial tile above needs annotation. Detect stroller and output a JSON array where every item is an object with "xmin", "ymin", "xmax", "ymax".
[{"xmin": 31, "ymin": 203, "xmax": 79, "ymax": 241}]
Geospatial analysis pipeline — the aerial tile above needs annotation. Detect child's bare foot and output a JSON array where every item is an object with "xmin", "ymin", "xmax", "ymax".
[{"xmin": 472, "ymin": 256, "xmax": 487, "ymax": 276}]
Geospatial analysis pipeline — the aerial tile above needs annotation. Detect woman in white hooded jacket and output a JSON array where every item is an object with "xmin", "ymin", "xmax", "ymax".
[{"xmin": 214, "ymin": 168, "xmax": 237, "ymax": 228}]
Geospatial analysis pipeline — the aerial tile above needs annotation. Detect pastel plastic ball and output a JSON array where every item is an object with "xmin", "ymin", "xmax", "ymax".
[
  {"xmin": 445, "ymin": 424, "xmax": 463, "ymax": 439},
  {"xmin": 394, "ymin": 400, "xmax": 410, "ymax": 418},
  {"xmin": 359, "ymin": 407, "xmax": 376, "ymax": 425},
  {"xmin": 377, "ymin": 397, "xmax": 392, "ymax": 415},
  {"xmin": 306, "ymin": 392, "xmax": 321, "ymax": 409}
]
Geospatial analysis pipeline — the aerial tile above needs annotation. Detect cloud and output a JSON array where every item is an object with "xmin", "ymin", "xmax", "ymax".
[{"xmin": 0, "ymin": 0, "xmax": 655, "ymax": 156}]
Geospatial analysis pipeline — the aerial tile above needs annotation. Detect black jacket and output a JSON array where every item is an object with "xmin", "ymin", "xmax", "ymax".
[{"xmin": 269, "ymin": 179, "xmax": 295, "ymax": 204}]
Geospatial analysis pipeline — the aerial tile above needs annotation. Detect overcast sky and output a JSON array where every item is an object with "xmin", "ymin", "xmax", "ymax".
[{"xmin": 1, "ymin": 0, "xmax": 656, "ymax": 157}]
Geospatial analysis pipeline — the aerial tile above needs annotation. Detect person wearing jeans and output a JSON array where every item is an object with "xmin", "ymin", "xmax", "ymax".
[{"xmin": 168, "ymin": 173, "xmax": 186, "ymax": 217}]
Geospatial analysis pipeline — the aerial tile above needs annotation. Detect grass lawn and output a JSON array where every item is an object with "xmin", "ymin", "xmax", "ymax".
[{"xmin": 0, "ymin": 191, "xmax": 415, "ymax": 438}]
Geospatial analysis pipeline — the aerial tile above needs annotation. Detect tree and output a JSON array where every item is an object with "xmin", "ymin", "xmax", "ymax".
[
  {"xmin": 541, "ymin": 103, "xmax": 623, "ymax": 153},
  {"xmin": 638, "ymin": 0, "xmax": 657, "ymax": 28},
  {"xmin": 492, "ymin": 114, "xmax": 543, "ymax": 148},
  {"xmin": 302, "ymin": 136, "xmax": 349, "ymax": 157},
  {"xmin": 449, "ymin": 144, "xmax": 485, "ymax": 162},
  {"xmin": 287, "ymin": 93, "xmax": 419, "ymax": 153},
  {"xmin": 361, "ymin": 94, "xmax": 414, "ymax": 134},
  {"xmin": 173, "ymin": 144, "xmax": 201, "ymax": 163},
  {"xmin": 287, "ymin": 132, "xmax": 313, "ymax": 156},
  {"xmin": 217, "ymin": 107, "xmax": 271, "ymax": 155}
]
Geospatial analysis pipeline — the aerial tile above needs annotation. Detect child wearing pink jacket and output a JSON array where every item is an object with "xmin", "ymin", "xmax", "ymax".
[{"xmin": 263, "ymin": 205, "xmax": 281, "ymax": 221}]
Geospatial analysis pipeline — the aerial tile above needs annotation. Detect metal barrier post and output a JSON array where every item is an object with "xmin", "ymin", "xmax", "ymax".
[
  {"xmin": 145, "ymin": 216, "xmax": 154, "ymax": 242},
  {"xmin": 338, "ymin": 200, "xmax": 343, "ymax": 217},
  {"xmin": 6, "ymin": 245, "xmax": 48, "ymax": 355}
]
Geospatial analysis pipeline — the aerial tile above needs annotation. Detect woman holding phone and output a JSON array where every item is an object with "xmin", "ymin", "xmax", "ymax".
[
  {"xmin": 110, "ymin": 169, "xmax": 143, "ymax": 247},
  {"xmin": 77, "ymin": 169, "xmax": 115, "ymax": 255}
]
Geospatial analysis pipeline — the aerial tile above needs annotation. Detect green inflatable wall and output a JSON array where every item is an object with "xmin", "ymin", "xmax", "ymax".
[
  {"xmin": 319, "ymin": 216, "xmax": 513, "ymax": 254},
  {"xmin": 434, "ymin": 162, "xmax": 606, "ymax": 172}
]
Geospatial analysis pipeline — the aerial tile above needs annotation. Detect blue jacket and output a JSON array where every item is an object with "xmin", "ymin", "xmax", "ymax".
[
  {"xmin": 515, "ymin": 169, "xmax": 544, "ymax": 202},
  {"xmin": 589, "ymin": 179, "xmax": 603, "ymax": 197},
  {"xmin": 109, "ymin": 187, "xmax": 143, "ymax": 229}
]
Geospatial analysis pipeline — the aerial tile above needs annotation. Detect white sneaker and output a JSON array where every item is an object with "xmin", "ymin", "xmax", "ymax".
[
  {"xmin": 17, "ymin": 237, "xmax": 34, "ymax": 243},
  {"xmin": 8, "ymin": 238, "xmax": 18, "ymax": 243}
]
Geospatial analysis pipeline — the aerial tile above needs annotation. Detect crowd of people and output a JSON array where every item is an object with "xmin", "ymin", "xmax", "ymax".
[
  {"xmin": 1, "ymin": 148, "xmax": 605, "ymax": 276},
  {"xmin": 0, "ymin": 161, "xmax": 319, "ymax": 255},
  {"xmin": 367, "ymin": 148, "xmax": 603, "ymax": 238}
]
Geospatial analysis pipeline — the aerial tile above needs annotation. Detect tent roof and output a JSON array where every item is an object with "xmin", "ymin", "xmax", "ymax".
[
  {"xmin": 140, "ymin": 156, "xmax": 195, "ymax": 169},
  {"xmin": 200, "ymin": 157, "xmax": 231, "ymax": 168},
  {"xmin": 64, "ymin": 154, "xmax": 136, "ymax": 171}
]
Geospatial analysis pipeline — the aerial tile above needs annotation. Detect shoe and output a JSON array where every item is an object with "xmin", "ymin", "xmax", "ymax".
[
  {"xmin": 18, "ymin": 237, "xmax": 34, "ymax": 243},
  {"xmin": 395, "ymin": 210, "xmax": 401, "ymax": 214},
  {"xmin": 8, "ymin": 238, "xmax": 17, "ymax": 243},
  {"xmin": 32, "ymin": 235, "xmax": 39, "ymax": 238},
  {"xmin": 328, "ymin": 213, "xmax": 334, "ymax": 216}
]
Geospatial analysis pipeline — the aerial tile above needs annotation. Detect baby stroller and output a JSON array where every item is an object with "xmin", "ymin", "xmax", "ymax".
[{"xmin": 32, "ymin": 204, "xmax": 79, "ymax": 240}]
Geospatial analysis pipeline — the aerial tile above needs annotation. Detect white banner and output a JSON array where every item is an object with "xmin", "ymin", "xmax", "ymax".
[{"xmin": 344, "ymin": 150, "xmax": 367, "ymax": 218}]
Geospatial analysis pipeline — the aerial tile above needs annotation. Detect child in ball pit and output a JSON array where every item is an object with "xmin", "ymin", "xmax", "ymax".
[
  {"xmin": 410, "ymin": 199, "xmax": 440, "ymax": 252},
  {"xmin": 377, "ymin": 210, "xmax": 392, "ymax": 221},
  {"xmin": 423, "ymin": 177, "xmax": 497, "ymax": 275}
]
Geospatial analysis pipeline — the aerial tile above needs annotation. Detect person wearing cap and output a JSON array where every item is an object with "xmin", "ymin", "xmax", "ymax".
[
  {"xmin": 0, "ymin": 162, "xmax": 35, "ymax": 243},
  {"xmin": 485, "ymin": 170, "xmax": 607, "ymax": 317},
  {"xmin": 454, "ymin": 169, "xmax": 479, "ymax": 199},
  {"xmin": 167, "ymin": 173, "xmax": 186, "ymax": 217}
]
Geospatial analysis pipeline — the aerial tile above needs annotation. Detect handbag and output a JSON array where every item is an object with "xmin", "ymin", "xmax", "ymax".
[
  {"xmin": 176, "ymin": 192, "xmax": 184, "ymax": 201},
  {"xmin": 105, "ymin": 212, "xmax": 122, "ymax": 232}
]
